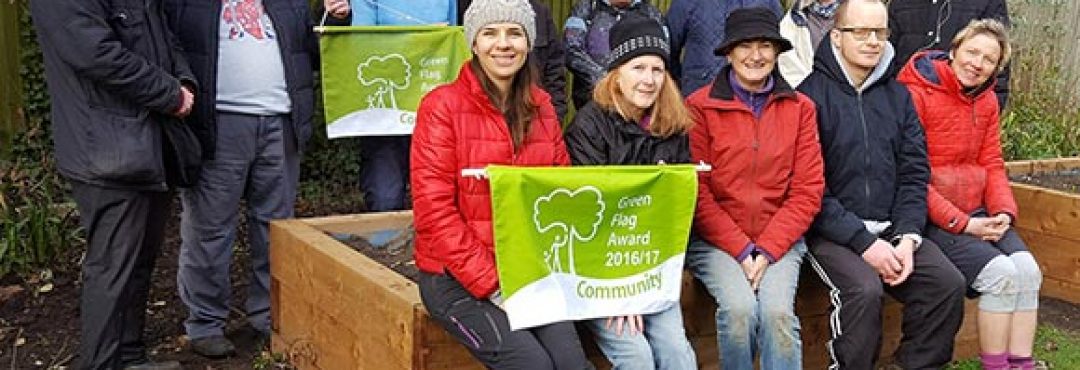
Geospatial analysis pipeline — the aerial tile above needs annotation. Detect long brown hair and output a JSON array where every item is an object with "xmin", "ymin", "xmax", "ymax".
[
  {"xmin": 592, "ymin": 68, "xmax": 693, "ymax": 138},
  {"xmin": 469, "ymin": 57, "xmax": 538, "ymax": 149}
]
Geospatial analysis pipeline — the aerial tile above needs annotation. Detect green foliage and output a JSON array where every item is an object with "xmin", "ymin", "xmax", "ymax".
[
  {"xmin": 1000, "ymin": 0, "xmax": 1080, "ymax": 160},
  {"xmin": 947, "ymin": 325, "xmax": 1080, "ymax": 369},
  {"xmin": 0, "ymin": 1, "xmax": 79, "ymax": 278},
  {"xmin": 252, "ymin": 351, "xmax": 293, "ymax": 370},
  {"xmin": 298, "ymin": 73, "xmax": 365, "ymax": 209}
]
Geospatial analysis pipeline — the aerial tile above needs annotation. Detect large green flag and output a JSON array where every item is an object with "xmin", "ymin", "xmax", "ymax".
[
  {"xmin": 487, "ymin": 165, "xmax": 697, "ymax": 330},
  {"xmin": 319, "ymin": 26, "xmax": 469, "ymax": 138}
]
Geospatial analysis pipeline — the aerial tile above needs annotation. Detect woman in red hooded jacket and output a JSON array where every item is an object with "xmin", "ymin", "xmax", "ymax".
[
  {"xmin": 409, "ymin": 0, "xmax": 590, "ymax": 368},
  {"xmin": 897, "ymin": 19, "xmax": 1041, "ymax": 370}
]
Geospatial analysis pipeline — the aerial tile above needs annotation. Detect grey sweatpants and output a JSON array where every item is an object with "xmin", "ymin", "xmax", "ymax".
[{"xmin": 177, "ymin": 112, "xmax": 299, "ymax": 339}]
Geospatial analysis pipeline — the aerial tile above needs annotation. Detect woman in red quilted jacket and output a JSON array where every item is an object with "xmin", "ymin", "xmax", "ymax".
[
  {"xmin": 897, "ymin": 19, "xmax": 1042, "ymax": 370},
  {"xmin": 409, "ymin": 0, "xmax": 590, "ymax": 368}
]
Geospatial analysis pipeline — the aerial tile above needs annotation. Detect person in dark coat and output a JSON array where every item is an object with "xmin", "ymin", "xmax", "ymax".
[
  {"xmin": 564, "ymin": 16, "xmax": 697, "ymax": 370},
  {"xmin": 666, "ymin": 0, "xmax": 783, "ymax": 96},
  {"xmin": 531, "ymin": 0, "xmax": 570, "ymax": 122},
  {"xmin": 29, "ymin": 0, "xmax": 196, "ymax": 368},
  {"xmin": 564, "ymin": 0, "xmax": 664, "ymax": 110},
  {"xmin": 163, "ymin": 0, "xmax": 318, "ymax": 358},
  {"xmin": 797, "ymin": 0, "xmax": 966, "ymax": 368},
  {"xmin": 888, "ymin": 0, "xmax": 1011, "ymax": 108}
]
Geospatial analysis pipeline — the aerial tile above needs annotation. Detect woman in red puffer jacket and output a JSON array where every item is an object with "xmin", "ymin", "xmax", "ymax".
[
  {"xmin": 409, "ymin": 1, "xmax": 589, "ymax": 368},
  {"xmin": 897, "ymin": 19, "xmax": 1041, "ymax": 370}
]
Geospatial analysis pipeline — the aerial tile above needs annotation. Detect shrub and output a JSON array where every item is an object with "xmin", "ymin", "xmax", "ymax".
[{"xmin": 1000, "ymin": 0, "xmax": 1080, "ymax": 160}]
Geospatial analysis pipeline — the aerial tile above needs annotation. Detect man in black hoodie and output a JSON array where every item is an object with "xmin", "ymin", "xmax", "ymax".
[{"xmin": 797, "ymin": 0, "xmax": 966, "ymax": 369}]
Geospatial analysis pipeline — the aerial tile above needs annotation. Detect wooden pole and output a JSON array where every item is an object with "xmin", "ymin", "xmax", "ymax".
[{"xmin": 0, "ymin": 0, "xmax": 23, "ymax": 157}]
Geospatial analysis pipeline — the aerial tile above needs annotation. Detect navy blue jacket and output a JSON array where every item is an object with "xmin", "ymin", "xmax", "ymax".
[
  {"xmin": 666, "ymin": 0, "xmax": 782, "ymax": 96},
  {"xmin": 163, "ymin": 0, "xmax": 319, "ymax": 159},
  {"xmin": 31, "ymin": 0, "xmax": 197, "ymax": 190},
  {"xmin": 798, "ymin": 39, "xmax": 930, "ymax": 253}
]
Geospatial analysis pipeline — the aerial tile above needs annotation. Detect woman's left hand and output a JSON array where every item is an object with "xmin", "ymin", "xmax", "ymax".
[
  {"xmin": 605, "ymin": 315, "xmax": 644, "ymax": 337},
  {"xmin": 747, "ymin": 255, "xmax": 769, "ymax": 291}
]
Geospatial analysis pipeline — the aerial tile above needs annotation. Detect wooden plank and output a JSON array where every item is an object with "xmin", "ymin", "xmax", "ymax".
[
  {"xmin": 1010, "ymin": 183, "xmax": 1080, "ymax": 241},
  {"xmin": 1005, "ymin": 157, "xmax": 1080, "ymax": 175},
  {"xmin": 1010, "ymin": 228, "xmax": 1080, "ymax": 303},
  {"xmin": 270, "ymin": 219, "xmax": 420, "ymax": 369},
  {"xmin": 301, "ymin": 210, "xmax": 413, "ymax": 236},
  {"xmin": 413, "ymin": 306, "xmax": 485, "ymax": 370}
]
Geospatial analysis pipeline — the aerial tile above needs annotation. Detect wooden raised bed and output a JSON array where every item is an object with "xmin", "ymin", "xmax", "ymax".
[
  {"xmin": 1006, "ymin": 157, "xmax": 1080, "ymax": 304},
  {"xmin": 270, "ymin": 211, "xmax": 982, "ymax": 369}
]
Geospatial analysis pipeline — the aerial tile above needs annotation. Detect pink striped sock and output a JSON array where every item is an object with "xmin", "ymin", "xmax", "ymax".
[
  {"xmin": 1008, "ymin": 354, "xmax": 1035, "ymax": 370},
  {"xmin": 980, "ymin": 352, "xmax": 1009, "ymax": 370}
]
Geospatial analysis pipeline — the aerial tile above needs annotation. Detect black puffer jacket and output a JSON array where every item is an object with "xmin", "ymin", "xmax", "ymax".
[
  {"xmin": 31, "ymin": 0, "xmax": 196, "ymax": 191},
  {"xmin": 888, "ymin": 0, "xmax": 1010, "ymax": 107},
  {"xmin": 564, "ymin": 102, "xmax": 690, "ymax": 165},
  {"xmin": 798, "ymin": 39, "xmax": 930, "ymax": 253},
  {"xmin": 164, "ymin": 0, "xmax": 318, "ymax": 159}
]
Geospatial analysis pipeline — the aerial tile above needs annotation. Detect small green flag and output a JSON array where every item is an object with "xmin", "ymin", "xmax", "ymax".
[
  {"xmin": 319, "ymin": 26, "xmax": 469, "ymax": 138},
  {"xmin": 488, "ymin": 165, "xmax": 697, "ymax": 329}
]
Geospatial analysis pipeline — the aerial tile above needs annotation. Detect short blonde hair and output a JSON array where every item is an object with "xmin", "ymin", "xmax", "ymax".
[
  {"xmin": 950, "ymin": 18, "xmax": 1012, "ymax": 75},
  {"xmin": 592, "ymin": 70, "xmax": 693, "ymax": 138}
]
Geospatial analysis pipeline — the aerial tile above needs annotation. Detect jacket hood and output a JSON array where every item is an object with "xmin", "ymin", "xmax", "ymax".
[
  {"xmin": 812, "ymin": 36, "xmax": 895, "ymax": 93},
  {"xmin": 896, "ymin": 50, "xmax": 996, "ymax": 100}
]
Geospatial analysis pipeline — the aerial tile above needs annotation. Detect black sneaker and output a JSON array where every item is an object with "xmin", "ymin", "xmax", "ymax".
[{"xmin": 189, "ymin": 335, "xmax": 237, "ymax": 359}]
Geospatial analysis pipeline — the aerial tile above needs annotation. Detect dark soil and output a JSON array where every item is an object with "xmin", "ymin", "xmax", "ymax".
[
  {"xmin": 0, "ymin": 191, "xmax": 365, "ymax": 369},
  {"xmin": 1010, "ymin": 169, "xmax": 1080, "ymax": 193},
  {"xmin": 332, "ymin": 226, "xmax": 418, "ymax": 282}
]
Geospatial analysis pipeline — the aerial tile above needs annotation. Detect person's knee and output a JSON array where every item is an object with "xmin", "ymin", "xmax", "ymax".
[
  {"xmin": 761, "ymin": 303, "xmax": 798, "ymax": 331},
  {"xmin": 716, "ymin": 294, "xmax": 757, "ymax": 325},
  {"xmin": 973, "ymin": 256, "xmax": 1019, "ymax": 312},
  {"xmin": 1010, "ymin": 252, "xmax": 1042, "ymax": 311},
  {"xmin": 846, "ymin": 278, "xmax": 884, "ymax": 303},
  {"xmin": 1010, "ymin": 252, "xmax": 1042, "ymax": 290},
  {"xmin": 973, "ymin": 256, "xmax": 1019, "ymax": 296}
]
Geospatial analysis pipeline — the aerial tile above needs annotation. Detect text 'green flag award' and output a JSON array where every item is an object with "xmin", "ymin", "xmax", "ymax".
[
  {"xmin": 488, "ymin": 165, "xmax": 698, "ymax": 330},
  {"xmin": 319, "ymin": 26, "xmax": 468, "ymax": 138}
]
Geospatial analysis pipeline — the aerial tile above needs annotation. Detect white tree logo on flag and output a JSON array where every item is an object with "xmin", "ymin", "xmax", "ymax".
[
  {"xmin": 356, "ymin": 54, "xmax": 412, "ymax": 110},
  {"xmin": 532, "ymin": 186, "xmax": 605, "ymax": 275}
]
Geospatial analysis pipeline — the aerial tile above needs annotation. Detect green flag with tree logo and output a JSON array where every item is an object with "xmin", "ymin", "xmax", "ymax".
[
  {"xmin": 319, "ymin": 26, "xmax": 468, "ymax": 138},
  {"xmin": 487, "ymin": 165, "xmax": 697, "ymax": 330}
]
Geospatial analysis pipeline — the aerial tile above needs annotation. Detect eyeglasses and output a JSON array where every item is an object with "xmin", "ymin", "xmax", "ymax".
[{"xmin": 836, "ymin": 27, "xmax": 890, "ymax": 41}]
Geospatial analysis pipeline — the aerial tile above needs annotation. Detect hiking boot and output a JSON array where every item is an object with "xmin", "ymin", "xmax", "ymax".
[
  {"xmin": 123, "ymin": 360, "xmax": 182, "ymax": 370},
  {"xmin": 189, "ymin": 335, "xmax": 237, "ymax": 359}
]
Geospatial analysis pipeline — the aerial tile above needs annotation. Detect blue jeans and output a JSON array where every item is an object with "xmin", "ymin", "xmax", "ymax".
[
  {"xmin": 358, "ymin": 135, "xmax": 410, "ymax": 211},
  {"xmin": 584, "ymin": 303, "xmax": 697, "ymax": 370},
  {"xmin": 686, "ymin": 239, "xmax": 807, "ymax": 370}
]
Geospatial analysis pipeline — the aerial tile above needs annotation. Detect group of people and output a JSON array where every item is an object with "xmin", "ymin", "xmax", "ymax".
[
  {"xmin": 409, "ymin": 1, "xmax": 1040, "ymax": 370},
  {"xmin": 29, "ymin": 0, "xmax": 1037, "ymax": 369}
]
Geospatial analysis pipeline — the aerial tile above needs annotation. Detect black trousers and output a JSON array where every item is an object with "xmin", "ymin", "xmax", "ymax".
[
  {"xmin": 418, "ymin": 272, "xmax": 593, "ymax": 370},
  {"xmin": 70, "ymin": 182, "xmax": 171, "ymax": 370},
  {"xmin": 807, "ymin": 237, "xmax": 966, "ymax": 370}
]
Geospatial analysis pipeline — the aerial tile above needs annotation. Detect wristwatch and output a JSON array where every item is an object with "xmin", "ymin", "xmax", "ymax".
[{"xmin": 893, "ymin": 233, "xmax": 922, "ymax": 251}]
